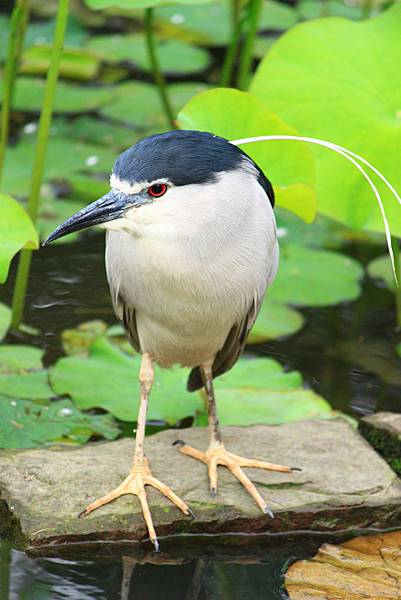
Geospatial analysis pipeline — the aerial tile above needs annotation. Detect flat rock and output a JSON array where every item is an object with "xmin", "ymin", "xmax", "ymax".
[
  {"xmin": 1, "ymin": 419, "xmax": 400, "ymax": 559},
  {"xmin": 360, "ymin": 411, "xmax": 401, "ymax": 475}
]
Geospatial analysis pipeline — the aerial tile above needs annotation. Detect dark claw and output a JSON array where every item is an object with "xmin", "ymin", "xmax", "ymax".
[
  {"xmin": 187, "ymin": 507, "xmax": 196, "ymax": 520},
  {"xmin": 151, "ymin": 537, "xmax": 160, "ymax": 553},
  {"xmin": 263, "ymin": 506, "xmax": 275, "ymax": 519},
  {"xmin": 77, "ymin": 509, "xmax": 87, "ymax": 519},
  {"xmin": 291, "ymin": 467, "xmax": 302, "ymax": 472},
  {"xmin": 210, "ymin": 487, "xmax": 217, "ymax": 497},
  {"xmin": 173, "ymin": 439, "xmax": 185, "ymax": 447}
]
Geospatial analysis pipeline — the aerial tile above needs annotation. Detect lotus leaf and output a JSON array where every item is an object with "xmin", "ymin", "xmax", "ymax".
[
  {"xmin": 20, "ymin": 46, "xmax": 100, "ymax": 80},
  {"xmin": 87, "ymin": 34, "xmax": 211, "ymax": 75},
  {"xmin": 178, "ymin": 87, "xmax": 316, "ymax": 223},
  {"xmin": 248, "ymin": 299, "xmax": 304, "ymax": 343},
  {"xmin": 269, "ymin": 245, "xmax": 363, "ymax": 306},
  {"xmin": 0, "ymin": 345, "xmax": 53, "ymax": 400},
  {"xmin": 53, "ymin": 116, "xmax": 142, "ymax": 150},
  {"xmin": 38, "ymin": 198, "xmax": 87, "ymax": 244},
  {"xmin": 367, "ymin": 254, "xmax": 395, "ymax": 291},
  {"xmin": 50, "ymin": 336, "xmax": 330, "ymax": 426},
  {"xmin": 251, "ymin": 4, "xmax": 401, "ymax": 236},
  {"xmin": 0, "ymin": 397, "xmax": 119, "ymax": 448},
  {"xmin": 100, "ymin": 81, "xmax": 208, "ymax": 128},
  {"xmin": 1, "ymin": 77, "xmax": 115, "ymax": 113},
  {"xmin": 0, "ymin": 193, "xmax": 38, "ymax": 283},
  {"xmin": 84, "ymin": 0, "xmax": 213, "ymax": 11}
]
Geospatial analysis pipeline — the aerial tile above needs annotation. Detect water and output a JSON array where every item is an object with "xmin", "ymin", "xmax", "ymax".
[{"xmin": 1, "ymin": 231, "xmax": 400, "ymax": 599}]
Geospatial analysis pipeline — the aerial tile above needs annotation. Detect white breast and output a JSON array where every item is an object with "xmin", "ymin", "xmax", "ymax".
[{"xmin": 105, "ymin": 168, "xmax": 278, "ymax": 368}]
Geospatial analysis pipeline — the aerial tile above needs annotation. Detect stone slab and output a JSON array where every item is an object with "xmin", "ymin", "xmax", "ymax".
[
  {"xmin": 1, "ymin": 419, "xmax": 400, "ymax": 559},
  {"xmin": 360, "ymin": 411, "xmax": 401, "ymax": 475}
]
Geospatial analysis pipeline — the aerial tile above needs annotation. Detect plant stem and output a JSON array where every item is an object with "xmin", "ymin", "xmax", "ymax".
[
  {"xmin": 144, "ymin": 8, "xmax": 176, "ymax": 129},
  {"xmin": 391, "ymin": 236, "xmax": 401, "ymax": 328},
  {"xmin": 237, "ymin": 0, "xmax": 263, "ymax": 90},
  {"xmin": 220, "ymin": 0, "xmax": 242, "ymax": 87},
  {"xmin": 0, "ymin": 0, "xmax": 30, "ymax": 187},
  {"xmin": 11, "ymin": 0, "xmax": 70, "ymax": 330}
]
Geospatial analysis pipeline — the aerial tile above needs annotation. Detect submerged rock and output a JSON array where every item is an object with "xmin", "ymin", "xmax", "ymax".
[
  {"xmin": 0, "ymin": 419, "xmax": 400, "ymax": 559},
  {"xmin": 360, "ymin": 411, "xmax": 401, "ymax": 475}
]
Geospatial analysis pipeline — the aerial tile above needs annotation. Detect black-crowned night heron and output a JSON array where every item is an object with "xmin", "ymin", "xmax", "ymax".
[{"xmin": 45, "ymin": 130, "xmax": 295, "ymax": 551}]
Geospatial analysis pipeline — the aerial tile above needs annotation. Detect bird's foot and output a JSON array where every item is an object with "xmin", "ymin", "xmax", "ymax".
[
  {"xmin": 78, "ymin": 457, "xmax": 192, "ymax": 551},
  {"xmin": 174, "ymin": 440, "xmax": 297, "ymax": 517}
]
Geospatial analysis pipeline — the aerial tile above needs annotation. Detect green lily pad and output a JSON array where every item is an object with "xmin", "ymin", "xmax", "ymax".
[
  {"xmin": 52, "ymin": 116, "xmax": 142, "ymax": 150},
  {"xmin": 269, "ymin": 245, "xmax": 363, "ymax": 306},
  {"xmin": 87, "ymin": 33, "xmax": 211, "ymax": 75},
  {"xmin": 3, "ymin": 134, "xmax": 115, "ymax": 197},
  {"xmin": 50, "ymin": 337, "xmax": 203, "ymax": 422},
  {"xmin": 251, "ymin": 4, "xmax": 401, "ymax": 236},
  {"xmin": 253, "ymin": 35, "xmax": 276, "ymax": 60},
  {"xmin": 205, "ymin": 388, "xmax": 331, "ymax": 426},
  {"xmin": 50, "ymin": 335, "xmax": 332, "ymax": 427},
  {"xmin": 178, "ymin": 87, "xmax": 316, "ymax": 223},
  {"xmin": 67, "ymin": 175, "xmax": 110, "ymax": 204},
  {"xmin": 367, "ymin": 254, "xmax": 396, "ymax": 291},
  {"xmin": 297, "ymin": 0, "xmax": 366, "ymax": 21},
  {"xmin": 248, "ymin": 298, "xmax": 304, "ymax": 344},
  {"xmin": 0, "ymin": 14, "xmax": 87, "ymax": 61},
  {"xmin": 0, "ymin": 345, "xmax": 53, "ymax": 400},
  {"xmin": 0, "ymin": 397, "xmax": 119, "ymax": 448},
  {"xmin": 62, "ymin": 320, "xmax": 108, "ymax": 356},
  {"xmin": 84, "ymin": 0, "xmax": 214, "ymax": 10},
  {"xmin": 3, "ymin": 77, "xmax": 115, "ymax": 113},
  {"xmin": 20, "ymin": 46, "xmax": 100, "ymax": 81},
  {"xmin": 100, "ymin": 81, "xmax": 208, "ymax": 128},
  {"xmin": 0, "ymin": 193, "xmax": 38, "ymax": 283},
  {"xmin": 155, "ymin": 0, "xmax": 296, "ymax": 47},
  {"xmin": 0, "ymin": 303, "xmax": 11, "ymax": 341}
]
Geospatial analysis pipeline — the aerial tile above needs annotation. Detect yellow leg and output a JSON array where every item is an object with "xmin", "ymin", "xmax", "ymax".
[
  {"xmin": 175, "ymin": 362, "xmax": 298, "ymax": 517},
  {"xmin": 79, "ymin": 353, "xmax": 193, "ymax": 551}
]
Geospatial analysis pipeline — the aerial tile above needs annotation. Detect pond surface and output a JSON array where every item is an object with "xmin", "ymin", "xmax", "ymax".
[{"xmin": 0, "ymin": 231, "xmax": 400, "ymax": 598}]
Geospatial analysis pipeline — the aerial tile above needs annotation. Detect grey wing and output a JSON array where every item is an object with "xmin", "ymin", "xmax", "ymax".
[
  {"xmin": 112, "ymin": 291, "xmax": 141, "ymax": 353},
  {"xmin": 186, "ymin": 296, "xmax": 261, "ymax": 392}
]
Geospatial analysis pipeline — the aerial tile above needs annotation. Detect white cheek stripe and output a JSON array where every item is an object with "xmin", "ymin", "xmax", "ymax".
[{"xmin": 109, "ymin": 173, "xmax": 171, "ymax": 195}]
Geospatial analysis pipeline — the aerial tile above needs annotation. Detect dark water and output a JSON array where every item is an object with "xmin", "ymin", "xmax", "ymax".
[{"xmin": 1, "ymin": 231, "xmax": 400, "ymax": 599}]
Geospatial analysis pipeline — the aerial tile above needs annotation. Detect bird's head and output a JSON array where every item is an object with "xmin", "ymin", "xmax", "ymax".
[{"xmin": 43, "ymin": 130, "xmax": 274, "ymax": 245}]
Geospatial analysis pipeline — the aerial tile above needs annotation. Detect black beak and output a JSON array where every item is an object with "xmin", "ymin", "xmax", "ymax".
[{"xmin": 43, "ymin": 188, "xmax": 148, "ymax": 245}]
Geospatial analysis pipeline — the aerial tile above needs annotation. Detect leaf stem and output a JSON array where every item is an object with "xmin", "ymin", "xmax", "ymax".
[
  {"xmin": 220, "ymin": 0, "xmax": 242, "ymax": 87},
  {"xmin": 144, "ymin": 8, "xmax": 176, "ymax": 129},
  {"xmin": 11, "ymin": 0, "xmax": 70, "ymax": 330},
  {"xmin": 237, "ymin": 0, "xmax": 263, "ymax": 90},
  {"xmin": 391, "ymin": 237, "xmax": 401, "ymax": 328},
  {"xmin": 0, "ymin": 0, "xmax": 30, "ymax": 187}
]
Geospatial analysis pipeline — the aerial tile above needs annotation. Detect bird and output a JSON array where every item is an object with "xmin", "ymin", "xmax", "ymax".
[{"xmin": 44, "ymin": 129, "xmax": 295, "ymax": 551}]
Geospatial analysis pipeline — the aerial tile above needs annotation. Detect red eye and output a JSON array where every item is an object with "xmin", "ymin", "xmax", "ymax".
[{"xmin": 147, "ymin": 183, "xmax": 168, "ymax": 198}]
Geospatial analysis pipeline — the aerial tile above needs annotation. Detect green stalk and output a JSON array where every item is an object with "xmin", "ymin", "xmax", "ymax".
[
  {"xmin": 11, "ymin": 0, "xmax": 70, "ymax": 330},
  {"xmin": 0, "ymin": 0, "xmax": 30, "ymax": 186},
  {"xmin": 237, "ymin": 0, "xmax": 263, "ymax": 90},
  {"xmin": 220, "ymin": 0, "xmax": 242, "ymax": 87},
  {"xmin": 391, "ymin": 236, "xmax": 401, "ymax": 328},
  {"xmin": 144, "ymin": 8, "xmax": 176, "ymax": 130}
]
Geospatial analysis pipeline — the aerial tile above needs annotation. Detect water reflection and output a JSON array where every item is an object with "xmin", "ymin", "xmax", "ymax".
[{"xmin": 1, "ymin": 545, "xmax": 292, "ymax": 600}]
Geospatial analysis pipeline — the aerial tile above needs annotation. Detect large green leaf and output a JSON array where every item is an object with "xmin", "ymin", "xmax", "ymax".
[
  {"xmin": 52, "ymin": 116, "xmax": 141, "ymax": 150},
  {"xmin": 251, "ymin": 4, "xmax": 401, "ymax": 235},
  {"xmin": 87, "ymin": 34, "xmax": 211, "ymax": 75},
  {"xmin": 0, "ymin": 345, "xmax": 53, "ymax": 400},
  {"xmin": 0, "ymin": 397, "xmax": 119, "ymax": 448},
  {"xmin": 84, "ymin": 0, "xmax": 213, "ymax": 10},
  {"xmin": 50, "ymin": 336, "xmax": 332, "ymax": 426},
  {"xmin": 0, "ymin": 193, "xmax": 38, "ymax": 283},
  {"xmin": 178, "ymin": 87, "xmax": 316, "ymax": 223},
  {"xmin": 50, "ymin": 337, "xmax": 202, "ymax": 422},
  {"xmin": 100, "ymin": 81, "xmax": 208, "ymax": 128},
  {"xmin": 269, "ymin": 245, "xmax": 363, "ymax": 306},
  {"xmin": 367, "ymin": 254, "xmax": 395, "ymax": 291},
  {"xmin": 1, "ymin": 77, "xmax": 115, "ymax": 113}
]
